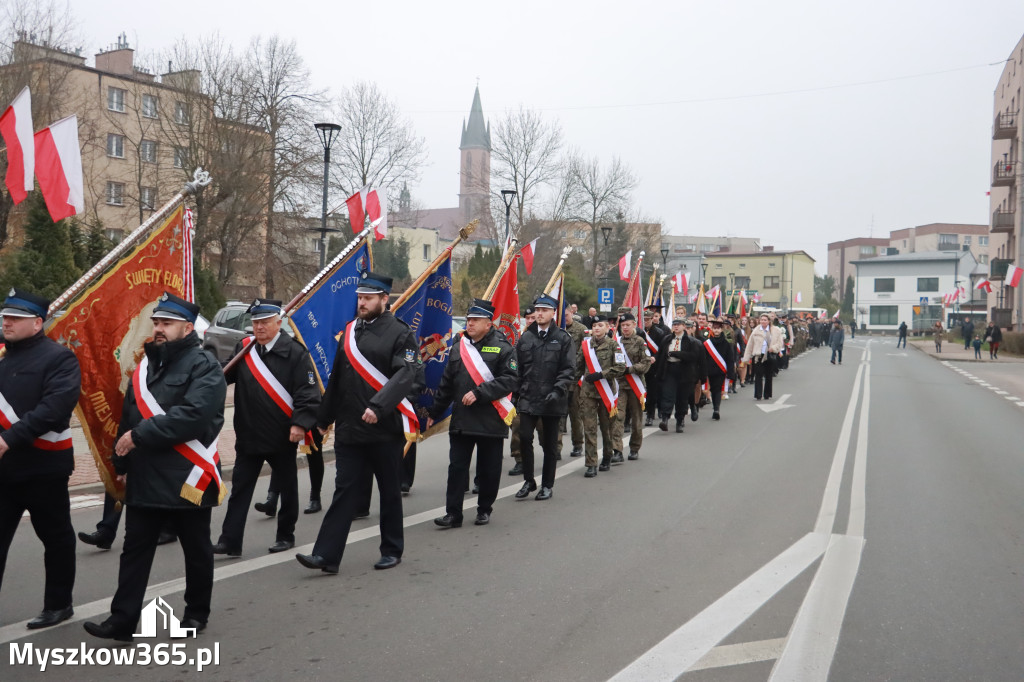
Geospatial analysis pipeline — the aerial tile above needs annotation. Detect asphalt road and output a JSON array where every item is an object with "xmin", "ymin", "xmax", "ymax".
[{"xmin": 2, "ymin": 339, "xmax": 1023, "ymax": 680}]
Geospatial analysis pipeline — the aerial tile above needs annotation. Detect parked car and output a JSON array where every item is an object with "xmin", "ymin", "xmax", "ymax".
[{"xmin": 203, "ymin": 301, "xmax": 292, "ymax": 364}]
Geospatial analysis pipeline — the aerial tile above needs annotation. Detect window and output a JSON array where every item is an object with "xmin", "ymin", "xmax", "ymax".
[
  {"xmin": 173, "ymin": 146, "xmax": 187, "ymax": 169},
  {"xmin": 979, "ymin": 236, "xmax": 989, "ymax": 246},
  {"xmin": 217, "ymin": 309, "xmax": 246, "ymax": 331},
  {"xmin": 174, "ymin": 101, "xmax": 190, "ymax": 125},
  {"xmin": 938, "ymin": 234, "xmax": 958, "ymax": 250},
  {"xmin": 739, "ymin": 263, "xmax": 746, "ymax": 269},
  {"xmin": 573, "ymin": 229, "xmax": 586, "ymax": 240},
  {"xmin": 107, "ymin": 87, "xmax": 126, "ymax": 112},
  {"xmin": 140, "ymin": 186, "xmax": 157, "ymax": 210},
  {"xmin": 311, "ymin": 238, "xmax": 321, "ymax": 253},
  {"xmin": 700, "ymin": 243, "xmax": 716, "ymax": 252},
  {"xmin": 423, "ymin": 244, "xmax": 431, "ymax": 261},
  {"xmin": 104, "ymin": 228, "xmax": 123, "ymax": 243},
  {"xmin": 715, "ymin": 263, "xmax": 722, "ymax": 269},
  {"xmin": 869, "ymin": 305, "xmax": 898, "ymax": 325},
  {"xmin": 106, "ymin": 134, "xmax": 125, "ymax": 158},
  {"xmin": 712, "ymin": 277, "xmax": 727, "ymax": 289},
  {"xmin": 874, "ymin": 278, "xmax": 895, "ymax": 292},
  {"xmin": 106, "ymin": 182, "xmax": 124, "ymax": 206},
  {"xmin": 734, "ymin": 276, "xmax": 751, "ymax": 289},
  {"xmin": 860, "ymin": 246, "xmax": 876, "ymax": 256},
  {"xmin": 917, "ymin": 277, "xmax": 938, "ymax": 292},
  {"xmin": 142, "ymin": 94, "xmax": 158, "ymax": 119},
  {"xmin": 962, "ymin": 235, "xmax": 972, "ymax": 246},
  {"xmin": 140, "ymin": 140, "xmax": 157, "ymax": 163},
  {"xmin": 980, "ymin": 254, "xmax": 990, "ymax": 265},
  {"xmin": 764, "ymin": 276, "xmax": 780, "ymax": 289},
  {"xmin": 768, "ymin": 262, "xmax": 776, "ymax": 268}
]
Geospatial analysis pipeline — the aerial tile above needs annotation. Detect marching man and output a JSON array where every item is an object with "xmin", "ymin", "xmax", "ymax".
[
  {"xmin": 576, "ymin": 314, "xmax": 625, "ymax": 477},
  {"xmin": 615, "ymin": 312, "xmax": 652, "ymax": 460}
]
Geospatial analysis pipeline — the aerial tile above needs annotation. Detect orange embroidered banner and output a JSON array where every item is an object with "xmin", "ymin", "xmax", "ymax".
[{"xmin": 47, "ymin": 206, "xmax": 187, "ymax": 500}]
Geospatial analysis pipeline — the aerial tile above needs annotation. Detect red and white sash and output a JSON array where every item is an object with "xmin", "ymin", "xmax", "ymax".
[
  {"xmin": 241, "ymin": 337, "xmax": 292, "ymax": 417},
  {"xmin": 617, "ymin": 338, "xmax": 647, "ymax": 410},
  {"xmin": 459, "ymin": 336, "xmax": 515, "ymax": 425},
  {"xmin": 0, "ymin": 390, "xmax": 72, "ymax": 451},
  {"xmin": 343, "ymin": 320, "xmax": 419, "ymax": 442},
  {"xmin": 704, "ymin": 339, "xmax": 728, "ymax": 373},
  {"xmin": 644, "ymin": 331, "xmax": 659, "ymax": 356},
  {"xmin": 132, "ymin": 357, "xmax": 225, "ymax": 506},
  {"xmin": 581, "ymin": 337, "xmax": 618, "ymax": 416}
]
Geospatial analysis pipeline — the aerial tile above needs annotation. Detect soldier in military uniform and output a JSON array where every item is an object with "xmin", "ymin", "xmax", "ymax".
[
  {"xmin": 565, "ymin": 313, "xmax": 587, "ymax": 457},
  {"xmin": 576, "ymin": 314, "xmax": 625, "ymax": 477},
  {"xmin": 614, "ymin": 313, "xmax": 652, "ymax": 460}
]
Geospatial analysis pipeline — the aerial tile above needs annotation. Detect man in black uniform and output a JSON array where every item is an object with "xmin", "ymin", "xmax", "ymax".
[
  {"xmin": 430, "ymin": 299, "xmax": 518, "ymax": 528},
  {"xmin": 0, "ymin": 288, "xmax": 81, "ymax": 629},
  {"xmin": 297, "ymin": 272, "xmax": 422, "ymax": 573},
  {"xmin": 213, "ymin": 300, "xmax": 320, "ymax": 557},
  {"xmin": 85, "ymin": 292, "xmax": 226, "ymax": 641},
  {"xmin": 655, "ymin": 318, "xmax": 703, "ymax": 433},
  {"xmin": 642, "ymin": 306, "xmax": 668, "ymax": 426},
  {"xmin": 514, "ymin": 294, "xmax": 575, "ymax": 501}
]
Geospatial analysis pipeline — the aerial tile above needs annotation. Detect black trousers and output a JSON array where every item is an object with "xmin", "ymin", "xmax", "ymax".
[
  {"xmin": 519, "ymin": 413, "xmax": 560, "ymax": 489},
  {"xmin": 220, "ymin": 448, "xmax": 298, "ymax": 548},
  {"xmin": 96, "ymin": 492, "xmax": 122, "ymax": 537},
  {"xmin": 107, "ymin": 505, "xmax": 213, "ymax": 632},
  {"xmin": 753, "ymin": 355, "xmax": 776, "ymax": 399},
  {"xmin": 659, "ymin": 365, "xmax": 691, "ymax": 423},
  {"xmin": 268, "ymin": 430, "xmax": 325, "ymax": 502},
  {"xmin": 646, "ymin": 377, "xmax": 661, "ymax": 419},
  {"xmin": 313, "ymin": 440, "xmax": 404, "ymax": 565},
  {"xmin": 708, "ymin": 375, "xmax": 725, "ymax": 413},
  {"xmin": 446, "ymin": 435, "xmax": 503, "ymax": 519},
  {"xmin": 0, "ymin": 474, "xmax": 76, "ymax": 611}
]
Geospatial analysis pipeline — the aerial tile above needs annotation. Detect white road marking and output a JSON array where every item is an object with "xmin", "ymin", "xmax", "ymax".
[
  {"xmin": 814, "ymin": 361, "xmax": 866, "ymax": 535},
  {"xmin": 994, "ymin": 389, "xmax": 1009, "ymax": 395},
  {"xmin": 688, "ymin": 637, "xmax": 787, "ymax": 672},
  {"xmin": 847, "ymin": 347, "xmax": 870, "ymax": 539},
  {"xmin": 757, "ymin": 394, "xmax": 794, "ymax": 413},
  {"xmin": 1005, "ymin": 396, "xmax": 1020, "ymax": 401}
]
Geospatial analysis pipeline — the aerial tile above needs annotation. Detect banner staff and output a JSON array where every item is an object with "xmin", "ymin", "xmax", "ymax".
[
  {"xmin": 542, "ymin": 246, "xmax": 573, "ymax": 294},
  {"xmin": 484, "ymin": 239, "xmax": 519, "ymax": 298},
  {"xmin": 391, "ymin": 220, "xmax": 477, "ymax": 311}
]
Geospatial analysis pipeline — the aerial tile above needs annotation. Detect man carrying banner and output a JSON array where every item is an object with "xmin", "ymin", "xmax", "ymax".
[
  {"xmin": 213, "ymin": 300, "xmax": 320, "ymax": 557},
  {"xmin": 614, "ymin": 312, "xmax": 652, "ymax": 460},
  {"xmin": 703, "ymin": 319, "xmax": 735, "ymax": 420},
  {"xmin": 297, "ymin": 272, "xmax": 423, "ymax": 573},
  {"xmin": 514, "ymin": 295, "xmax": 574, "ymax": 501},
  {"xmin": 0, "ymin": 289, "xmax": 81, "ymax": 629},
  {"xmin": 577, "ymin": 314, "xmax": 625, "ymax": 477},
  {"xmin": 429, "ymin": 299, "xmax": 519, "ymax": 528},
  {"xmin": 85, "ymin": 293, "xmax": 226, "ymax": 641}
]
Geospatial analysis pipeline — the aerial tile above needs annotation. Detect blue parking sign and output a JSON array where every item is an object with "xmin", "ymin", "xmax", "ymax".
[{"xmin": 598, "ymin": 288, "xmax": 614, "ymax": 305}]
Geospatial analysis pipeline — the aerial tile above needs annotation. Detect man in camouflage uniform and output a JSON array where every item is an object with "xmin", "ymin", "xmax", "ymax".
[
  {"xmin": 612, "ymin": 313, "xmax": 652, "ymax": 460},
  {"xmin": 565, "ymin": 313, "xmax": 587, "ymax": 458},
  {"xmin": 576, "ymin": 314, "xmax": 625, "ymax": 478}
]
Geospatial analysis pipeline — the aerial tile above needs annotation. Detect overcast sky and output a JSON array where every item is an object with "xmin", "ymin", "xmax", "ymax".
[{"xmin": 74, "ymin": 0, "xmax": 1024, "ymax": 272}]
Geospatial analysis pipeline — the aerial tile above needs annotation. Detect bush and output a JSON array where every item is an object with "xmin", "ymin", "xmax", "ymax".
[{"xmin": 1001, "ymin": 331, "xmax": 1024, "ymax": 355}]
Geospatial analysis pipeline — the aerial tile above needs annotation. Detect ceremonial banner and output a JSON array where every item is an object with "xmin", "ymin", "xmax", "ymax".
[
  {"xmin": 288, "ymin": 241, "xmax": 371, "ymax": 388},
  {"xmin": 492, "ymin": 255, "xmax": 522, "ymax": 345},
  {"xmin": 47, "ymin": 206, "xmax": 188, "ymax": 499},
  {"xmin": 546, "ymin": 273, "xmax": 568, "ymax": 330}
]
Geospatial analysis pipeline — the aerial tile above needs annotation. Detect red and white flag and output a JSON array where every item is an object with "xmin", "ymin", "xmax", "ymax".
[
  {"xmin": 976, "ymin": 278, "xmax": 992, "ymax": 294},
  {"xmin": 618, "ymin": 250, "xmax": 632, "ymax": 281},
  {"xmin": 832, "ymin": 309, "xmax": 840, "ymax": 319},
  {"xmin": 347, "ymin": 185, "xmax": 388, "ymax": 241},
  {"xmin": 34, "ymin": 115, "xmax": 83, "ymax": 222},
  {"xmin": 346, "ymin": 186, "xmax": 367, "ymax": 234},
  {"xmin": 0, "ymin": 86, "xmax": 34, "ymax": 203},
  {"xmin": 795, "ymin": 291, "xmax": 803, "ymax": 304},
  {"xmin": 1006, "ymin": 264, "xmax": 1023, "ymax": 288},
  {"xmin": 672, "ymin": 270, "xmax": 688, "ymax": 295},
  {"xmin": 492, "ymin": 255, "xmax": 521, "ymax": 345},
  {"xmin": 738, "ymin": 290, "xmax": 749, "ymax": 314},
  {"xmin": 521, "ymin": 237, "xmax": 539, "ymax": 275}
]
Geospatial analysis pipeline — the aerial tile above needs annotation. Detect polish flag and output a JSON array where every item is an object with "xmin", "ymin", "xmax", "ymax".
[
  {"xmin": 738, "ymin": 289, "xmax": 749, "ymax": 314},
  {"xmin": 365, "ymin": 187, "xmax": 387, "ymax": 241},
  {"xmin": 1007, "ymin": 264, "xmax": 1023, "ymax": 288},
  {"xmin": 521, "ymin": 237, "xmax": 539, "ymax": 275},
  {"xmin": 34, "ymin": 115, "xmax": 83, "ymax": 222},
  {"xmin": 976, "ymin": 279, "xmax": 992, "ymax": 294},
  {"xmin": 618, "ymin": 250, "xmax": 632, "ymax": 281},
  {"xmin": 672, "ymin": 270, "xmax": 688, "ymax": 295},
  {"xmin": 832, "ymin": 309, "xmax": 840, "ymax": 319},
  {"xmin": 795, "ymin": 291, "xmax": 803, "ymax": 304},
  {"xmin": 0, "ymin": 87, "xmax": 34, "ymax": 203},
  {"xmin": 346, "ymin": 186, "xmax": 367, "ymax": 235}
]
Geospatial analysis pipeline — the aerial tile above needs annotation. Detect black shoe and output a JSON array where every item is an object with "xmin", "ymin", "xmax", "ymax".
[
  {"xmin": 645, "ymin": 417, "xmax": 654, "ymax": 427},
  {"xmin": 354, "ymin": 510, "xmax": 370, "ymax": 520},
  {"xmin": 83, "ymin": 620, "xmax": 133, "ymax": 642},
  {"xmin": 676, "ymin": 423, "xmax": 684, "ymax": 433},
  {"xmin": 254, "ymin": 492, "xmax": 279, "ymax": 517},
  {"xmin": 212, "ymin": 542, "xmax": 242, "ymax": 557},
  {"xmin": 78, "ymin": 530, "xmax": 114, "ymax": 550},
  {"xmin": 268, "ymin": 540, "xmax": 294, "ymax": 553},
  {"xmin": 296, "ymin": 553, "xmax": 339, "ymax": 574},
  {"xmin": 508, "ymin": 462, "xmax": 523, "ymax": 476},
  {"xmin": 659, "ymin": 419, "xmax": 668, "ymax": 431},
  {"xmin": 584, "ymin": 466, "xmax": 597, "ymax": 478},
  {"xmin": 514, "ymin": 481, "xmax": 537, "ymax": 499},
  {"xmin": 304, "ymin": 499, "xmax": 322, "ymax": 514},
  {"xmin": 157, "ymin": 531, "xmax": 177, "ymax": 545},
  {"xmin": 598, "ymin": 462, "xmax": 611, "ymax": 472},
  {"xmin": 177, "ymin": 618, "xmax": 207, "ymax": 634},
  {"xmin": 610, "ymin": 450, "xmax": 624, "ymax": 465},
  {"xmin": 434, "ymin": 514, "xmax": 463, "ymax": 528},
  {"xmin": 535, "ymin": 487, "xmax": 552, "ymax": 501},
  {"xmin": 400, "ymin": 483, "xmax": 411, "ymax": 494},
  {"xmin": 374, "ymin": 555, "xmax": 401, "ymax": 570},
  {"xmin": 27, "ymin": 606, "xmax": 73, "ymax": 629},
  {"xmin": 690, "ymin": 406, "xmax": 699, "ymax": 422},
  {"xmin": 628, "ymin": 451, "xmax": 639, "ymax": 461},
  {"xmin": 471, "ymin": 483, "xmax": 480, "ymax": 494},
  {"xmin": 474, "ymin": 513, "xmax": 490, "ymax": 526},
  {"xmin": 712, "ymin": 411, "xmax": 721, "ymax": 421},
  {"xmin": 570, "ymin": 447, "xmax": 583, "ymax": 457}
]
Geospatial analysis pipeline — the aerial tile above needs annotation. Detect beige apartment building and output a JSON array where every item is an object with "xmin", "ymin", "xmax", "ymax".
[
  {"xmin": 988, "ymin": 32, "xmax": 1024, "ymax": 329},
  {"xmin": 827, "ymin": 237, "xmax": 890, "ymax": 299},
  {"xmin": 701, "ymin": 249, "xmax": 815, "ymax": 311}
]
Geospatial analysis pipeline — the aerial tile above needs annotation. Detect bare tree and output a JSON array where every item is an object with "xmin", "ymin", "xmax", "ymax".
[{"xmin": 490, "ymin": 106, "xmax": 562, "ymax": 234}]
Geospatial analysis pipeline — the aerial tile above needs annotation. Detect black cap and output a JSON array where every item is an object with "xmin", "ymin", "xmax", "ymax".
[
  {"xmin": 523, "ymin": 306, "xmax": 536, "ymax": 316},
  {"xmin": 1, "ymin": 287, "xmax": 49, "ymax": 319},
  {"xmin": 466, "ymin": 298, "xmax": 495, "ymax": 319},
  {"xmin": 533, "ymin": 294, "xmax": 558, "ymax": 310},
  {"xmin": 152, "ymin": 292, "xmax": 200, "ymax": 324},
  {"xmin": 355, "ymin": 271, "xmax": 393, "ymax": 294},
  {"xmin": 619, "ymin": 312, "xmax": 636, "ymax": 322},
  {"xmin": 248, "ymin": 298, "xmax": 283, "ymax": 320},
  {"xmin": 591, "ymin": 313, "xmax": 609, "ymax": 323}
]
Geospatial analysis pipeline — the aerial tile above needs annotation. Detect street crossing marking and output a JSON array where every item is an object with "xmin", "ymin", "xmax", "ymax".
[{"xmin": 688, "ymin": 638, "xmax": 786, "ymax": 672}]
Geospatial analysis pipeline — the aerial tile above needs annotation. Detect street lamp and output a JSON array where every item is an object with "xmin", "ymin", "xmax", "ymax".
[
  {"xmin": 601, "ymin": 225, "xmax": 613, "ymax": 290},
  {"xmin": 313, "ymin": 122, "xmax": 341, "ymax": 269},
  {"xmin": 660, "ymin": 247, "xmax": 668, "ymax": 269},
  {"xmin": 700, "ymin": 261, "xmax": 708, "ymax": 287},
  {"xmin": 500, "ymin": 189, "xmax": 517, "ymax": 246}
]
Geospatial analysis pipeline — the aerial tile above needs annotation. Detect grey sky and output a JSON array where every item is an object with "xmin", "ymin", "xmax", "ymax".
[{"xmin": 76, "ymin": 0, "xmax": 1024, "ymax": 272}]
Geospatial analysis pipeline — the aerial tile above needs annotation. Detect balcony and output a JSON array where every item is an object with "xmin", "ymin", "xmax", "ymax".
[
  {"xmin": 993, "ymin": 112, "xmax": 1018, "ymax": 140},
  {"xmin": 990, "ymin": 257, "xmax": 1011, "ymax": 281},
  {"xmin": 993, "ymin": 161, "xmax": 1016, "ymax": 187},
  {"xmin": 992, "ymin": 208, "xmax": 1016, "ymax": 233}
]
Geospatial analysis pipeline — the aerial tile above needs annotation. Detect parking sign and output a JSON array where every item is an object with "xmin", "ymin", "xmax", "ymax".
[{"xmin": 598, "ymin": 288, "xmax": 614, "ymax": 312}]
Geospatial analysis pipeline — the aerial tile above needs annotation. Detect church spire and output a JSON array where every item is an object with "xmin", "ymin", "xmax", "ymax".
[{"xmin": 460, "ymin": 85, "xmax": 491, "ymax": 151}]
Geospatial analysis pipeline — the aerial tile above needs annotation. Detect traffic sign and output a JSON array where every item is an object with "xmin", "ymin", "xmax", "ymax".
[{"xmin": 598, "ymin": 288, "xmax": 614, "ymax": 313}]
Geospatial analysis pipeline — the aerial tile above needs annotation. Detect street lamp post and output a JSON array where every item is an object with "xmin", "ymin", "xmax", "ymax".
[
  {"xmin": 501, "ymin": 189, "xmax": 517, "ymax": 246},
  {"xmin": 313, "ymin": 122, "xmax": 341, "ymax": 269},
  {"xmin": 701, "ymin": 262, "xmax": 708, "ymax": 287},
  {"xmin": 660, "ymin": 247, "xmax": 668, "ymax": 269},
  {"xmin": 601, "ymin": 225, "xmax": 613, "ymax": 291}
]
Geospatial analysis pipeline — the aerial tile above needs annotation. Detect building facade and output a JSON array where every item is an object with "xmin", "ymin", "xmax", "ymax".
[
  {"xmin": 701, "ymin": 249, "xmax": 815, "ymax": 311},
  {"xmin": 827, "ymin": 237, "xmax": 891, "ymax": 299}
]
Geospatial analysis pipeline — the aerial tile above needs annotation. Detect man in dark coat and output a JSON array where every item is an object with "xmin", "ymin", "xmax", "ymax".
[
  {"xmin": 897, "ymin": 321, "xmax": 908, "ymax": 348},
  {"xmin": 703, "ymin": 319, "xmax": 736, "ymax": 420},
  {"xmin": 430, "ymin": 299, "xmax": 519, "ymax": 528},
  {"xmin": 656, "ymin": 318, "xmax": 703, "ymax": 433},
  {"xmin": 514, "ymin": 294, "xmax": 575, "ymax": 501},
  {"xmin": 643, "ymin": 306, "xmax": 668, "ymax": 426},
  {"xmin": 213, "ymin": 300, "xmax": 320, "ymax": 557},
  {"xmin": 961, "ymin": 317, "xmax": 974, "ymax": 350},
  {"xmin": 297, "ymin": 272, "xmax": 423, "ymax": 574},
  {"xmin": 85, "ymin": 293, "xmax": 226, "ymax": 641},
  {"xmin": 0, "ymin": 288, "xmax": 81, "ymax": 629}
]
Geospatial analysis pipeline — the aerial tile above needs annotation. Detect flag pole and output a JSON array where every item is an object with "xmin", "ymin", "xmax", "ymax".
[
  {"xmin": 47, "ymin": 168, "xmax": 212, "ymax": 315},
  {"xmin": 543, "ymin": 246, "xmax": 573, "ymax": 294},
  {"xmin": 483, "ymin": 239, "xmax": 519, "ymax": 298},
  {"xmin": 392, "ymin": 220, "xmax": 478, "ymax": 311}
]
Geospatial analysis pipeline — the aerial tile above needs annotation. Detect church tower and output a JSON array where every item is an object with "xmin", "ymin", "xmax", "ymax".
[{"xmin": 459, "ymin": 86, "xmax": 491, "ymax": 223}]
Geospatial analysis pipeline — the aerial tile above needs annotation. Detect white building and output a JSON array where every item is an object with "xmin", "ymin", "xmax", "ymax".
[{"xmin": 851, "ymin": 251, "xmax": 982, "ymax": 332}]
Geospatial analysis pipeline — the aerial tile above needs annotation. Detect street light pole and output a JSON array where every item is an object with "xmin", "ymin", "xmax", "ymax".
[
  {"xmin": 601, "ymin": 225, "xmax": 613, "ymax": 292},
  {"xmin": 501, "ymin": 189, "xmax": 517, "ymax": 247},
  {"xmin": 660, "ymin": 247, "xmax": 668, "ymax": 270},
  {"xmin": 313, "ymin": 122, "xmax": 341, "ymax": 270}
]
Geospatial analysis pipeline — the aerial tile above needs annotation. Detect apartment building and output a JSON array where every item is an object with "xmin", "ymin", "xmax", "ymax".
[{"xmin": 701, "ymin": 249, "xmax": 815, "ymax": 311}]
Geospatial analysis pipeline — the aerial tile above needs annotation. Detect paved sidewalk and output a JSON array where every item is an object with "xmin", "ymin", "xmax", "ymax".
[{"xmin": 907, "ymin": 338, "xmax": 1024, "ymax": 364}]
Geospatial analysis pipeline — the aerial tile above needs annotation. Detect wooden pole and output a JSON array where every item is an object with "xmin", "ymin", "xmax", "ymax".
[
  {"xmin": 543, "ymin": 246, "xmax": 573, "ymax": 294},
  {"xmin": 392, "ymin": 220, "xmax": 478, "ymax": 311},
  {"xmin": 483, "ymin": 239, "xmax": 519, "ymax": 299}
]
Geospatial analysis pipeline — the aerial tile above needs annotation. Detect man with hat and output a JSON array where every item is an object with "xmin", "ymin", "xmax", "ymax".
[
  {"xmin": 297, "ymin": 272, "xmax": 423, "ymax": 573},
  {"xmin": 0, "ymin": 288, "xmax": 81, "ymax": 629},
  {"xmin": 576, "ymin": 313, "xmax": 625, "ymax": 476},
  {"xmin": 642, "ymin": 305, "xmax": 668, "ymax": 427},
  {"xmin": 212, "ymin": 300, "xmax": 320, "ymax": 557},
  {"xmin": 613, "ymin": 312, "xmax": 652, "ymax": 460},
  {"xmin": 428, "ymin": 299, "xmax": 518, "ymax": 528},
  {"xmin": 85, "ymin": 292, "xmax": 226, "ymax": 641},
  {"xmin": 655, "ymin": 318, "xmax": 702, "ymax": 433},
  {"xmin": 514, "ymin": 294, "xmax": 574, "ymax": 500}
]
